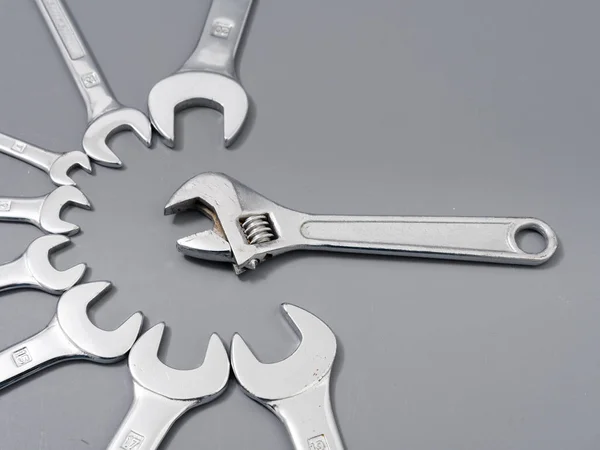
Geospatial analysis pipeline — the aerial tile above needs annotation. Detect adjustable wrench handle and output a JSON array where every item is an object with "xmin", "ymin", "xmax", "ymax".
[
  {"xmin": 35, "ymin": 0, "xmax": 119, "ymax": 122},
  {"xmin": 299, "ymin": 215, "xmax": 558, "ymax": 265},
  {"xmin": 0, "ymin": 132, "xmax": 58, "ymax": 173},
  {"xmin": 271, "ymin": 381, "xmax": 344, "ymax": 450},
  {"xmin": 106, "ymin": 383, "xmax": 190, "ymax": 450},
  {"xmin": 0, "ymin": 318, "xmax": 79, "ymax": 391},
  {"xmin": 0, "ymin": 196, "xmax": 43, "ymax": 227},
  {"xmin": 182, "ymin": 0, "xmax": 254, "ymax": 77}
]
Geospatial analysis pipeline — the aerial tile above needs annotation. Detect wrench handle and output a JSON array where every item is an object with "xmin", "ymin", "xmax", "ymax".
[
  {"xmin": 0, "ymin": 257, "xmax": 34, "ymax": 293},
  {"xmin": 106, "ymin": 383, "xmax": 190, "ymax": 450},
  {"xmin": 0, "ymin": 319, "xmax": 78, "ymax": 391},
  {"xmin": 35, "ymin": 0, "xmax": 118, "ymax": 121},
  {"xmin": 182, "ymin": 0, "xmax": 254, "ymax": 77},
  {"xmin": 0, "ymin": 196, "xmax": 43, "ymax": 227},
  {"xmin": 0, "ymin": 132, "xmax": 58, "ymax": 173},
  {"xmin": 299, "ymin": 215, "xmax": 558, "ymax": 266},
  {"xmin": 272, "ymin": 381, "xmax": 344, "ymax": 450}
]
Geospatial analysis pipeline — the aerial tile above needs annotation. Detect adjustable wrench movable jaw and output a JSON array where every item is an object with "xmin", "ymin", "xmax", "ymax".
[{"xmin": 164, "ymin": 172, "xmax": 308, "ymax": 274}]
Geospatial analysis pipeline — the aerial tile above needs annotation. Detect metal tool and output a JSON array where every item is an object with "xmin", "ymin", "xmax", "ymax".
[
  {"xmin": 105, "ymin": 323, "xmax": 229, "ymax": 450},
  {"xmin": 0, "ymin": 132, "xmax": 91, "ymax": 186},
  {"xmin": 0, "ymin": 282, "xmax": 142, "ymax": 391},
  {"xmin": 164, "ymin": 172, "xmax": 559, "ymax": 274},
  {"xmin": 35, "ymin": 0, "xmax": 152, "ymax": 168},
  {"xmin": 0, "ymin": 186, "xmax": 91, "ymax": 236},
  {"xmin": 232, "ymin": 304, "xmax": 344, "ymax": 450},
  {"xmin": 0, "ymin": 235, "xmax": 86, "ymax": 294},
  {"xmin": 148, "ymin": 0, "xmax": 254, "ymax": 148}
]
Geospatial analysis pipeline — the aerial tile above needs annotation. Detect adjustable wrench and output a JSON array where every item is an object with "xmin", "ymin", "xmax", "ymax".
[
  {"xmin": 35, "ymin": 0, "xmax": 152, "ymax": 168},
  {"xmin": 106, "ymin": 323, "xmax": 229, "ymax": 450},
  {"xmin": 232, "ymin": 304, "xmax": 344, "ymax": 450},
  {"xmin": 0, "ymin": 235, "xmax": 86, "ymax": 294},
  {"xmin": 148, "ymin": 0, "xmax": 254, "ymax": 147},
  {"xmin": 164, "ymin": 172, "xmax": 559, "ymax": 274},
  {"xmin": 0, "ymin": 282, "xmax": 142, "ymax": 391},
  {"xmin": 0, "ymin": 131, "xmax": 91, "ymax": 187},
  {"xmin": 0, "ymin": 186, "xmax": 91, "ymax": 235}
]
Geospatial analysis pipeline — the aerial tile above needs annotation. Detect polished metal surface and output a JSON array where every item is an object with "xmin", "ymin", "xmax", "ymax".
[
  {"xmin": 148, "ymin": 0, "xmax": 253, "ymax": 147},
  {"xmin": 165, "ymin": 172, "xmax": 559, "ymax": 274},
  {"xmin": 0, "ymin": 235, "xmax": 86, "ymax": 294},
  {"xmin": 0, "ymin": 131, "xmax": 91, "ymax": 187},
  {"xmin": 105, "ymin": 323, "xmax": 229, "ymax": 450},
  {"xmin": 232, "ymin": 304, "xmax": 344, "ymax": 450},
  {"xmin": 0, "ymin": 282, "xmax": 142, "ymax": 391},
  {"xmin": 0, "ymin": 186, "xmax": 91, "ymax": 235},
  {"xmin": 35, "ymin": 0, "xmax": 152, "ymax": 167}
]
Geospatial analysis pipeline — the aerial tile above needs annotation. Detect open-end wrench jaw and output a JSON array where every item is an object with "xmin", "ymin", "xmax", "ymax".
[
  {"xmin": 82, "ymin": 107, "xmax": 153, "ymax": 168},
  {"xmin": 40, "ymin": 186, "xmax": 91, "ymax": 235},
  {"xmin": 49, "ymin": 151, "xmax": 92, "ymax": 187},
  {"xmin": 231, "ymin": 304, "xmax": 337, "ymax": 402},
  {"xmin": 129, "ymin": 323, "xmax": 230, "ymax": 402},
  {"xmin": 22, "ymin": 235, "xmax": 86, "ymax": 294},
  {"xmin": 57, "ymin": 282, "xmax": 143, "ymax": 362},
  {"xmin": 148, "ymin": 72, "xmax": 249, "ymax": 148}
]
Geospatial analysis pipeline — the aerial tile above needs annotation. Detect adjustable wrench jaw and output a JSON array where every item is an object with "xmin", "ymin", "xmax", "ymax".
[
  {"xmin": 82, "ymin": 107, "xmax": 153, "ymax": 168},
  {"xmin": 164, "ymin": 172, "xmax": 307, "ymax": 274},
  {"xmin": 148, "ymin": 72, "xmax": 249, "ymax": 148}
]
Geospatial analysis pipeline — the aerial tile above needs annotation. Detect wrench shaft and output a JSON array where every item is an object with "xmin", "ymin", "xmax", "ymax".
[
  {"xmin": 299, "ymin": 215, "xmax": 558, "ymax": 265},
  {"xmin": 0, "ymin": 258, "xmax": 33, "ymax": 292},
  {"xmin": 35, "ymin": 0, "xmax": 118, "ymax": 121},
  {"xmin": 182, "ymin": 0, "xmax": 254, "ymax": 77},
  {"xmin": 0, "ymin": 197, "xmax": 43, "ymax": 227},
  {"xmin": 107, "ymin": 383, "xmax": 190, "ymax": 450},
  {"xmin": 272, "ymin": 381, "xmax": 344, "ymax": 450},
  {"xmin": 0, "ymin": 132, "xmax": 58, "ymax": 173},
  {"xmin": 0, "ymin": 319, "xmax": 78, "ymax": 391}
]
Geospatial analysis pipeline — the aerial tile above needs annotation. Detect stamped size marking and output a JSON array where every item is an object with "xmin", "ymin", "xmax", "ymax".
[
  {"xmin": 0, "ymin": 201, "xmax": 11, "ymax": 212},
  {"xmin": 121, "ymin": 431, "xmax": 144, "ymax": 450},
  {"xmin": 41, "ymin": 0, "xmax": 85, "ymax": 60},
  {"xmin": 81, "ymin": 72, "xmax": 100, "ymax": 88},
  {"xmin": 12, "ymin": 347, "xmax": 32, "ymax": 367},
  {"xmin": 308, "ymin": 435, "xmax": 330, "ymax": 450},
  {"xmin": 11, "ymin": 140, "xmax": 27, "ymax": 153},
  {"xmin": 211, "ymin": 20, "xmax": 233, "ymax": 39}
]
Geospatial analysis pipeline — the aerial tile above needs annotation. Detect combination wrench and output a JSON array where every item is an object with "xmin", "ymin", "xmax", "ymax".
[
  {"xmin": 148, "ymin": 0, "xmax": 254, "ymax": 148},
  {"xmin": 35, "ymin": 0, "xmax": 152, "ymax": 168},
  {"xmin": 0, "ymin": 235, "xmax": 86, "ymax": 294},
  {"xmin": 0, "ymin": 282, "xmax": 142, "ymax": 391},
  {"xmin": 106, "ymin": 323, "xmax": 229, "ymax": 450},
  {"xmin": 165, "ymin": 172, "xmax": 559, "ymax": 274},
  {"xmin": 232, "ymin": 304, "xmax": 344, "ymax": 450},
  {"xmin": 0, "ymin": 186, "xmax": 91, "ymax": 235},
  {"xmin": 0, "ymin": 131, "xmax": 91, "ymax": 186}
]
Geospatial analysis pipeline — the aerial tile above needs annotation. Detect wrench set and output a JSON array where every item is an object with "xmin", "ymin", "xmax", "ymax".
[{"xmin": 0, "ymin": 0, "xmax": 560, "ymax": 449}]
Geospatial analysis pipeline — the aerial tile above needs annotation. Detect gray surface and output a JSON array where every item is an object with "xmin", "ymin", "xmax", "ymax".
[{"xmin": 0, "ymin": 0, "xmax": 598, "ymax": 448}]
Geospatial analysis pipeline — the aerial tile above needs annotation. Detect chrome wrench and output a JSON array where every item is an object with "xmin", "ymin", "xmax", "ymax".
[
  {"xmin": 0, "ymin": 282, "xmax": 142, "ymax": 391},
  {"xmin": 232, "ymin": 304, "xmax": 344, "ymax": 450},
  {"xmin": 148, "ymin": 0, "xmax": 254, "ymax": 148},
  {"xmin": 164, "ymin": 172, "xmax": 559, "ymax": 274},
  {"xmin": 0, "ymin": 131, "xmax": 91, "ymax": 187},
  {"xmin": 106, "ymin": 323, "xmax": 229, "ymax": 450},
  {"xmin": 35, "ymin": 0, "xmax": 152, "ymax": 168}
]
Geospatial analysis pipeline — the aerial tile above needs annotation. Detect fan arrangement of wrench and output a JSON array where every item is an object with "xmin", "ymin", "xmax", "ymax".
[{"xmin": 0, "ymin": 0, "xmax": 561, "ymax": 449}]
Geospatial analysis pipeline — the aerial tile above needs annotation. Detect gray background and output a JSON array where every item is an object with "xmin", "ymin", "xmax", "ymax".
[{"xmin": 0, "ymin": 0, "xmax": 598, "ymax": 448}]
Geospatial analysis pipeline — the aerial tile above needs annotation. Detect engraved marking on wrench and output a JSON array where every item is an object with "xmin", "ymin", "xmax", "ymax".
[
  {"xmin": 41, "ymin": 0, "xmax": 85, "ymax": 60},
  {"xmin": 120, "ymin": 431, "xmax": 144, "ymax": 450},
  {"xmin": 308, "ymin": 435, "xmax": 330, "ymax": 450},
  {"xmin": 12, "ymin": 348, "xmax": 32, "ymax": 367},
  {"xmin": 81, "ymin": 72, "xmax": 100, "ymax": 88},
  {"xmin": 211, "ymin": 19, "xmax": 234, "ymax": 39},
  {"xmin": 11, "ymin": 140, "xmax": 27, "ymax": 153},
  {"xmin": 0, "ymin": 201, "xmax": 11, "ymax": 212}
]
